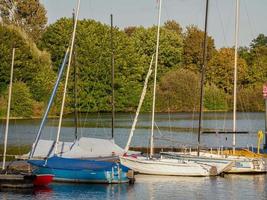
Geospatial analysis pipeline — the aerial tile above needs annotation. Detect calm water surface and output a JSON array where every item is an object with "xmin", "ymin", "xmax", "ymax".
[
  {"xmin": 0, "ymin": 174, "xmax": 266, "ymax": 200},
  {"xmin": 0, "ymin": 112, "xmax": 265, "ymax": 148},
  {"xmin": 0, "ymin": 112, "xmax": 266, "ymax": 199}
]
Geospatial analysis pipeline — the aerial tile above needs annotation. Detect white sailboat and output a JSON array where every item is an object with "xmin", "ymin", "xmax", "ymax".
[
  {"xmin": 167, "ymin": 0, "xmax": 266, "ymax": 174},
  {"xmin": 120, "ymin": 0, "xmax": 222, "ymax": 177}
]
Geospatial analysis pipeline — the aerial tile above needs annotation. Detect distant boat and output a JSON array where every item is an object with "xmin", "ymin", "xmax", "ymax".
[
  {"xmin": 28, "ymin": 0, "xmax": 130, "ymax": 184},
  {"xmin": 0, "ymin": 48, "xmax": 53, "ymax": 188}
]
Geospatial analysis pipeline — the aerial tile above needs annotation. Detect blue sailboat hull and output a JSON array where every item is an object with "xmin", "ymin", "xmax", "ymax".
[{"xmin": 29, "ymin": 156, "xmax": 129, "ymax": 183}]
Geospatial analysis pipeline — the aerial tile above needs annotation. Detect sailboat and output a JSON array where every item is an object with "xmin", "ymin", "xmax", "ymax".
[
  {"xmin": 0, "ymin": 48, "xmax": 53, "ymax": 188},
  {"xmin": 165, "ymin": 0, "xmax": 266, "ymax": 174},
  {"xmin": 119, "ymin": 0, "xmax": 224, "ymax": 177},
  {"xmin": 28, "ymin": 0, "xmax": 130, "ymax": 183}
]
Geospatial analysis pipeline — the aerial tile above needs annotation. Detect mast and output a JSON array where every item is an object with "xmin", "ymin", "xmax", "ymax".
[
  {"xmin": 233, "ymin": 0, "xmax": 240, "ymax": 154},
  {"xmin": 54, "ymin": 0, "xmax": 80, "ymax": 155},
  {"xmin": 2, "ymin": 48, "xmax": 15, "ymax": 170},
  {"xmin": 264, "ymin": 84, "xmax": 267, "ymax": 149},
  {"xmin": 197, "ymin": 0, "xmax": 209, "ymax": 157},
  {"xmin": 30, "ymin": 48, "xmax": 69, "ymax": 158},
  {"xmin": 111, "ymin": 14, "xmax": 115, "ymax": 139},
  {"xmin": 150, "ymin": 0, "xmax": 162, "ymax": 157},
  {"xmin": 124, "ymin": 55, "xmax": 154, "ymax": 153},
  {"xmin": 73, "ymin": 9, "xmax": 78, "ymax": 140}
]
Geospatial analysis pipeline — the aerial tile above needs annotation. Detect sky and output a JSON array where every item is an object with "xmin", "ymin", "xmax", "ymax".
[{"xmin": 40, "ymin": 0, "xmax": 267, "ymax": 48}]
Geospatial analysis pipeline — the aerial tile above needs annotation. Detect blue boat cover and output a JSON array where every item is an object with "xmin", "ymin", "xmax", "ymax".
[{"xmin": 28, "ymin": 156, "xmax": 120, "ymax": 171}]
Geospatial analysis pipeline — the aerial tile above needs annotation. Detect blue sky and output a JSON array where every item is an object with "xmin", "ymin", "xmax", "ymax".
[{"xmin": 40, "ymin": 0, "xmax": 267, "ymax": 48}]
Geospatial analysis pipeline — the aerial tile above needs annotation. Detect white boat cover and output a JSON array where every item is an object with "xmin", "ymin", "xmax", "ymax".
[
  {"xmin": 18, "ymin": 139, "xmax": 73, "ymax": 160},
  {"xmin": 62, "ymin": 137, "xmax": 124, "ymax": 158},
  {"xmin": 19, "ymin": 137, "xmax": 124, "ymax": 160}
]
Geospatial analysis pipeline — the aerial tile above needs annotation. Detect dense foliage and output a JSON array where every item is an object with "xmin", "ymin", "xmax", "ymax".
[{"xmin": 0, "ymin": 2, "xmax": 266, "ymax": 117}]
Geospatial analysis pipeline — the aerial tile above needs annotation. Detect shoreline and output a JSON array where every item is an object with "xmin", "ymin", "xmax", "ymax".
[{"xmin": 0, "ymin": 111, "xmax": 264, "ymax": 120}]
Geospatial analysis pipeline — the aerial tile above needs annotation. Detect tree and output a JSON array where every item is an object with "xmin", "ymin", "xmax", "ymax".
[
  {"xmin": 0, "ymin": 81, "xmax": 34, "ymax": 117},
  {"xmin": 237, "ymin": 84, "xmax": 265, "ymax": 112},
  {"xmin": 206, "ymin": 48, "xmax": 248, "ymax": 94},
  {"xmin": 39, "ymin": 18, "xmax": 146, "ymax": 112},
  {"xmin": 183, "ymin": 25, "xmax": 216, "ymax": 72},
  {"xmin": 204, "ymin": 83, "xmax": 228, "ymax": 111},
  {"xmin": 250, "ymin": 33, "xmax": 267, "ymax": 49},
  {"xmin": 130, "ymin": 25, "xmax": 184, "ymax": 74},
  {"xmin": 124, "ymin": 26, "xmax": 137, "ymax": 37},
  {"xmin": 0, "ymin": 0, "xmax": 47, "ymax": 41},
  {"xmin": 157, "ymin": 69, "xmax": 200, "ymax": 112},
  {"xmin": 0, "ymin": 24, "xmax": 54, "ymax": 104},
  {"xmin": 163, "ymin": 20, "xmax": 182, "ymax": 36}
]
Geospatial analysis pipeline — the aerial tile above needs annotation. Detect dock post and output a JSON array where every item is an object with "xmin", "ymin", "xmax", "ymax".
[{"xmin": 127, "ymin": 170, "xmax": 135, "ymax": 184}]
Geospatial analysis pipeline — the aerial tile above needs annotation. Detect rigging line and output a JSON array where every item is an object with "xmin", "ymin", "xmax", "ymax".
[
  {"xmin": 243, "ymin": 0, "xmax": 256, "ymax": 40},
  {"xmin": 154, "ymin": 122, "xmax": 163, "ymax": 137},
  {"xmin": 214, "ymin": 0, "xmax": 228, "ymax": 47}
]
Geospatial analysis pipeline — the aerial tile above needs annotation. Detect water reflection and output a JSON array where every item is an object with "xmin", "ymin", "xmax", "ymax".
[{"xmin": 0, "ymin": 175, "xmax": 267, "ymax": 200}]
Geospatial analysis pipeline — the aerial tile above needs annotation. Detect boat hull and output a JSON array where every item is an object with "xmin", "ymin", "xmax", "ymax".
[
  {"xmin": 120, "ymin": 156, "xmax": 214, "ymax": 176},
  {"xmin": 161, "ymin": 152, "xmax": 234, "ymax": 174},
  {"xmin": 171, "ymin": 152, "xmax": 267, "ymax": 174},
  {"xmin": 33, "ymin": 166, "xmax": 129, "ymax": 183},
  {"xmin": 29, "ymin": 157, "xmax": 129, "ymax": 184}
]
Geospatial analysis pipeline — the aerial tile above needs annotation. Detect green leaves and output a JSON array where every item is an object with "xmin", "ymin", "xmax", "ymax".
[
  {"xmin": 0, "ymin": 0, "xmax": 47, "ymax": 42},
  {"xmin": 0, "ymin": 24, "xmax": 55, "ymax": 117}
]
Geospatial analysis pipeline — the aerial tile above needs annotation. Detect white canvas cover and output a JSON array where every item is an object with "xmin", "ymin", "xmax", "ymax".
[
  {"xmin": 18, "ymin": 139, "xmax": 73, "ymax": 160},
  {"xmin": 20, "ymin": 137, "xmax": 124, "ymax": 160},
  {"xmin": 62, "ymin": 137, "xmax": 124, "ymax": 158}
]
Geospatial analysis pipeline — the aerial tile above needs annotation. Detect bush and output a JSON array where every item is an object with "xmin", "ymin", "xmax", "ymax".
[
  {"xmin": 10, "ymin": 82, "xmax": 34, "ymax": 117},
  {"xmin": 204, "ymin": 84, "xmax": 228, "ymax": 111},
  {"xmin": 157, "ymin": 69, "xmax": 200, "ymax": 112},
  {"xmin": 237, "ymin": 84, "xmax": 265, "ymax": 112}
]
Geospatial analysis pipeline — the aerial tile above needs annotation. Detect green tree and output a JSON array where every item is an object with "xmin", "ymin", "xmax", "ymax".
[
  {"xmin": 0, "ymin": 24, "xmax": 54, "ymax": 105},
  {"xmin": 0, "ymin": 25, "xmax": 55, "ymax": 94},
  {"xmin": 130, "ymin": 25, "xmax": 183, "ymax": 73},
  {"xmin": 183, "ymin": 25, "xmax": 216, "ymax": 72},
  {"xmin": 163, "ymin": 20, "xmax": 182, "ymax": 36},
  {"xmin": 204, "ymin": 84, "xmax": 228, "ymax": 111},
  {"xmin": 1, "ymin": 81, "xmax": 34, "ymax": 117},
  {"xmin": 206, "ymin": 48, "xmax": 248, "ymax": 94},
  {"xmin": 124, "ymin": 26, "xmax": 137, "ymax": 37},
  {"xmin": 237, "ymin": 84, "xmax": 264, "ymax": 112},
  {"xmin": 250, "ymin": 33, "xmax": 267, "ymax": 49},
  {"xmin": 0, "ymin": 0, "xmax": 47, "ymax": 41},
  {"xmin": 39, "ymin": 18, "xmax": 146, "ymax": 112},
  {"xmin": 157, "ymin": 69, "xmax": 200, "ymax": 112}
]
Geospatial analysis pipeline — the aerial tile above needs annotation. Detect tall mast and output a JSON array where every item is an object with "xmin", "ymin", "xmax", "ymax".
[
  {"xmin": 197, "ymin": 0, "xmax": 209, "ymax": 157},
  {"xmin": 111, "ymin": 14, "xmax": 115, "ymax": 139},
  {"xmin": 150, "ymin": 0, "xmax": 162, "ymax": 157},
  {"xmin": 233, "ymin": 0, "xmax": 240, "ymax": 154},
  {"xmin": 73, "ymin": 9, "xmax": 78, "ymax": 140},
  {"xmin": 55, "ymin": 0, "xmax": 80, "ymax": 155},
  {"xmin": 2, "ymin": 48, "xmax": 15, "ymax": 170}
]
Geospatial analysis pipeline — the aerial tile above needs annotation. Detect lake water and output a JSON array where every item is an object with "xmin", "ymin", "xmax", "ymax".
[
  {"xmin": 0, "ymin": 174, "xmax": 267, "ymax": 200},
  {"xmin": 0, "ymin": 112, "xmax": 266, "ymax": 149},
  {"xmin": 0, "ymin": 112, "xmax": 267, "ymax": 200}
]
